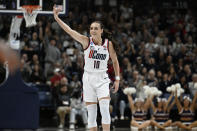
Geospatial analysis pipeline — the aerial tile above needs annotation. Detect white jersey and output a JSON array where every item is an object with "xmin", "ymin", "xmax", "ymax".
[{"xmin": 84, "ymin": 37, "xmax": 110, "ymax": 72}]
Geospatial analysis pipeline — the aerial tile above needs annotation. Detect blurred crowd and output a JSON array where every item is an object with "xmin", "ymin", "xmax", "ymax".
[{"xmin": 0, "ymin": 0, "xmax": 197, "ymax": 128}]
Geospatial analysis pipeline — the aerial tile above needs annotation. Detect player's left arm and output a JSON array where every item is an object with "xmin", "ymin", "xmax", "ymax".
[{"xmin": 109, "ymin": 41, "xmax": 120, "ymax": 93}]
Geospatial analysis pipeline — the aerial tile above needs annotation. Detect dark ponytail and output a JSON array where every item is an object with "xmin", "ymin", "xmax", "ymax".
[{"xmin": 92, "ymin": 21, "xmax": 120, "ymax": 55}]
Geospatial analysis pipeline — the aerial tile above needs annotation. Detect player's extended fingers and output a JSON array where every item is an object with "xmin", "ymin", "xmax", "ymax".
[{"xmin": 53, "ymin": 5, "xmax": 58, "ymax": 14}]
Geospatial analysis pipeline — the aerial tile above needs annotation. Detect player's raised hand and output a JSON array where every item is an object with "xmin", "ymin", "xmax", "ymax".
[{"xmin": 53, "ymin": 5, "xmax": 61, "ymax": 18}]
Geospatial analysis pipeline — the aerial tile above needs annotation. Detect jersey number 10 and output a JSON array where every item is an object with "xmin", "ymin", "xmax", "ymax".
[{"xmin": 94, "ymin": 60, "xmax": 100, "ymax": 69}]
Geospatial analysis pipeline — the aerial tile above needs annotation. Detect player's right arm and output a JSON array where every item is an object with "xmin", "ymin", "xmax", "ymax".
[{"xmin": 53, "ymin": 5, "xmax": 89, "ymax": 49}]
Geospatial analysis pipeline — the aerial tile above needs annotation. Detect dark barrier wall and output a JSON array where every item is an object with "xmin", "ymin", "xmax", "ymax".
[{"xmin": 0, "ymin": 69, "xmax": 39, "ymax": 129}]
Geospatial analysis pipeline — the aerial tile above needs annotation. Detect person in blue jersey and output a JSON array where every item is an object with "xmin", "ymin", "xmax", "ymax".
[
  {"xmin": 53, "ymin": 5, "xmax": 120, "ymax": 131},
  {"xmin": 127, "ymin": 94, "xmax": 151, "ymax": 129},
  {"xmin": 150, "ymin": 92, "xmax": 175, "ymax": 129},
  {"xmin": 173, "ymin": 90, "xmax": 197, "ymax": 130}
]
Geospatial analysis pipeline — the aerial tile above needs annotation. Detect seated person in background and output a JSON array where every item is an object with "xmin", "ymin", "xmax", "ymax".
[
  {"xmin": 118, "ymin": 81, "xmax": 129, "ymax": 120},
  {"xmin": 150, "ymin": 92, "xmax": 175, "ymax": 129},
  {"xmin": 127, "ymin": 94, "xmax": 151, "ymax": 129},
  {"xmin": 173, "ymin": 90, "xmax": 197, "ymax": 130},
  {"xmin": 56, "ymin": 81, "xmax": 70, "ymax": 128},
  {"xmin": 69, "ymin": 87, "xmax": 88, "ymax": 130}
]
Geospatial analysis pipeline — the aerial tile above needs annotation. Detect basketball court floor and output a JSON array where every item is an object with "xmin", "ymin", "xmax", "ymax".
[
  {"xmin": 38, "ymin": 128, "xmax": 131, "ymax": 131},
  {"xmin": 1, "ymin": 128, "xmax": 130, "ymax": 131},
  {"xmin": 2, "ymin": 128, "xmax": 193, "ymax": 131}
]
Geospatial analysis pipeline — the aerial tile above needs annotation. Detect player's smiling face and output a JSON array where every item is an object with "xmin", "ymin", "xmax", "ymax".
[{"xmin": 90, "ymin": 22, "xmax": 103, "ymax": 38}]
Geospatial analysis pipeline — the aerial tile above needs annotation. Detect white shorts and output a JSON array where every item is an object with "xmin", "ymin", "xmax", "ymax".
[{"xmin": 82, "ymin": 71, "xmax": 110, "ymax": 102}]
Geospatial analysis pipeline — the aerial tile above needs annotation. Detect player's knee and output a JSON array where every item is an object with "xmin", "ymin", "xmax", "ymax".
[
  {"xmin": 99, "ymin": 99, "xmax": 111, "ymax": 124},
  {"xmin": 86, "ymin": 104, "xmax": 97, "ymax": 128}
]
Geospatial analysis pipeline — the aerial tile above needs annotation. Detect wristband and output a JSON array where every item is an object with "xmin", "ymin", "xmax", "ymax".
[{"xmin": 115, "ymin": 76, "xmax": 120, "ymax": 80}]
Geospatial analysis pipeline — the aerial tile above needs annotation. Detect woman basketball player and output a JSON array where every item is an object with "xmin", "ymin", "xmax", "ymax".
[{"xmin": 53, "ymin": 5, "xmax": 120, "ymax": 131}]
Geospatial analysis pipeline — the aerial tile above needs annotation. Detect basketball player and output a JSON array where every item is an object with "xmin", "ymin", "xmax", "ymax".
[{"xmin": 53, "ymin": 5, "xmax": 120, "ymax": 131}]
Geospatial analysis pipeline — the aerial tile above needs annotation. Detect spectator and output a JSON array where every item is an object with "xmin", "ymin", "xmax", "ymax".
[
  {"xmin": 44, "ymin": 38, "xmax": 61, "ymax": 78},
  {"xmin": 69, "ymin": 87, "xmax": 88, "ymax": 130},
  {"xmin": 30, "ymin": 54, "xmax": 40, "ymax": 70},
  {"xmin": 118, "ymin": 81, "xmax": 129, "ymax": 120},
  {"xmin": 146, "ymin": 69, "xmax": 158, "ymax": 87},
  {"xmin": 180, "ymin": 75, "xmax": 190, "ymax": 94},
  {"xmin": 185, "ymin": 36, "xmax": 196, "ymax": 52},
  {"xmin": 158, "ymin": 73, "xmax": 171, "ymax": 95},
  {"xmin": 189, "ymin": 74, "xmax": 197, "ymax": 97},
  {"xmin": 134, "ymin": 56, "xmax": 144, "ymax": 72},
  {"xmin": 30, "ymin": 64, "xmax": 44, "ymax": 84},
  {"xmin": 20, "ymin": 59, "xmax": 31, "ymax": 82},
  {"xmin": 28, "ymin": 32, "xmax": 41, "ymax": 51},
  {"xmin": 172, "ymin": 36, "xmax": 183, "ymax": 55},
  {"xmin": 56, "ymin": 79, "xmax": 70, "ymax": 128}
]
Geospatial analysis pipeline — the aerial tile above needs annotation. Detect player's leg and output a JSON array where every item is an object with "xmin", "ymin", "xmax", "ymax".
[
  {"xmin": 83, "ymin": 72, "xmax": 98, "ymax": 131},
  {"xmin": 96, "ymin": 72, "xmax": 111, "ymax": 131},
  {"xmin": 96, "ymin": 74, "xmax": 111, "ymax": 131},
  {"xmin": 86, "ymin": 102, "xmax": 98, "ymax": 131},
  {"xmin": 98, "ymin": 97, "xmax": 111, "ymax": 131}
]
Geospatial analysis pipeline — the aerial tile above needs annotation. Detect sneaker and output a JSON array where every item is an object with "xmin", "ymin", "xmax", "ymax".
[
  {"xmin": 69, "ymin": 124, "xmax": 75, "ymax": 130},
  {"xmin": 58, "ymin": 124, "xmax": 64, "ymax": 128},
  {"xmin": 120, "ymin": 116, "xmax": 124, "ymax": 120}
]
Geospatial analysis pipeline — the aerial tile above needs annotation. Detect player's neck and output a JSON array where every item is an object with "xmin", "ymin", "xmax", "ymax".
[{"xmin": 92, "ymin": 37, "xmax": 102, "ymax": 46}]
